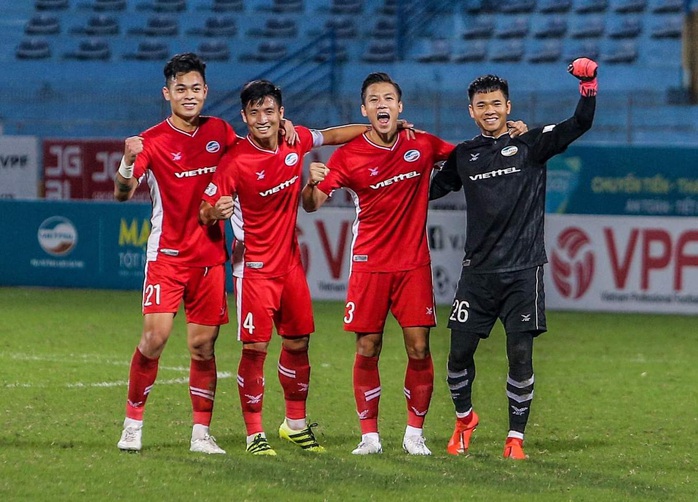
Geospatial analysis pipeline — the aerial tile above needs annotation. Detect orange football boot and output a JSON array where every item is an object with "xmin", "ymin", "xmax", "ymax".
[
  {"xmin": 446, "ymin": 411, "xmax": 479, "ymax": 456},
  {"xmin": 502, "ymin": 437, "xmax": 527, "ymax": 460}
]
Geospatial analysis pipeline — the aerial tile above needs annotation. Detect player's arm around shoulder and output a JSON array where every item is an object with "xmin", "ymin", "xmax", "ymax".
[
  {"xmin": 113, "ymin": 135, "xmax": 143, "ymax": 202},
  {"xmin": 318, "ymin": 124, "xmax": 371, "ymax": 146},
  {"xmin": 301, "ymin": 161, "xmax": 330, "ymax": 212}
]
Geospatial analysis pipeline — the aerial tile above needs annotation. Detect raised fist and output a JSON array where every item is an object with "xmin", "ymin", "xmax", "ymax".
[{"xmin": 567, "ymin": 57, "xmax": 598, "ymax": 96}]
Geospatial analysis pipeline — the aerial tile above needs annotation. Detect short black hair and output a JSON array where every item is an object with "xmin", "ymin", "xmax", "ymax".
[
  {"xmin": 361, "ymin": 72, "xmax": 402, "ymax": 103},
  {"xmin": 163, "ymin": 52, "xmax": 206, "ymax": 85},
  {"xmin": 468, "ymin": 75, "xmax": 509, "ymax": 102},
  {"xmin": 240, "ymin": 79, "xmax": 283, "ymax": 109}
]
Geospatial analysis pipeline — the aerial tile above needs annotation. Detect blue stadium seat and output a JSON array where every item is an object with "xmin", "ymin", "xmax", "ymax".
[
  {"xmin": 575, "ymin": 0, "xmax": 609, "ymax": 13},
  {"xmin": 563, "ymin": 40, "xmax": 600, "ymax": 61},
  {"xmin": 64, "ymin": 38, "xmax": 111, "ymax": 60},
  {"xmin": 123, "ymin": 40, "xmax": 169, "ymax": 60},
  {"xmin": 320, "ymin": 16, "xmax": 358, "ymax": 39},
  {"xmin": 204, "ymin": 0, "xmax": 243, "ymax": 12},
  {"xmin": 258, "ymin": 0, "xmax": 304, "ymax": 13},
  {"xmin": 78, "ymin": 0, "xmax": 127, "ymax": 11},
  {"xmin": 369, "ymin": 16, "xmax": 397, "ymax": 39},
  {"xmin": 25, "ymin": 14, "xmax": 61, "ymax": 36},
  {"xmin": 533, "ymin": 16, "xmax": 568, "ymax": 38},
  {"xmin": 602, "ymin": 41, "xmax": 638, "ymax": 62},
  {"xmin": 376, "ymin": 0, "xmax": 397, "ymax": 15},
  {"xmin": 651, "ymin": 0, "xmax": 684, "ymax": 13},
  {"xmin": 490, "ymin": 40, "xmax": 525, "ymax": 61},
  {"xmin": 198, "ymin": 40, "xmax": 230, "ymax": 61},
  {"xmin": 246, "ymin": 18, "xmax": 298, "ymax": 38},
  {"xmin": 16, "ymin": 38, "xmax": 52, "ymax": 59},
  {"xmin": 239, "ymin": 41, "xmax": 288, "ymax": 61},
  {"xmin": 608, "ymin": 17, "xmax": 643, "ymax": 38},
  {"xmin": 71, "ymin": 15, "xmax": 120, "ymax": 36},
  {"xmin": 499, "ymin": 0, "xmax": 536, "ymax": 13},
  {"xmin": 650, "ymin": 15, "xmax": 682, "ymax": 37},
  {"xmin": 361, "ymin": 39, "xmax": 397, "ymax": 62},
  {"xmin": 452, "ymin": 41, "xmax": 487, "ymax": 62},
  {"xmin": 328, "ymin": 0, "xmax": 363, "ymax": 14},
  {"xmin": 614, "ymin": 0, "xmax": 647, "ymax": 13},
  {"xmin": 538, "ymin": 0, "xmax": 572, "ymax": 13},
  {"xmin": 528, "ymin": 40, "xmax": 562, "ymax": 62},
  {"xmin": 129, "ymin": 15, "xmax": 179, "ymax": 36},
  {"xmin": 187, "ymin": 15, "xmax": 237, "ymax": 37},
  {"xmin": 137, "ymin": 0, "xmax": 187, "ymax": 12},
  {"xmin": 313, "ymin": 39, "xmax": 348, "ymax": 62},
  {"xmin": 35, "ymin": 0, "xmax": 69, "ymax": 10},
  {"xmin": 462, "ymin": 16, "xmax": 494, "ymax": 39},
  {"xmin": 495, "ymin": 17, "xmax": 529, "ymax": 38},
  {"xmin": 570, "ymin": 16, "xmax": 605, "ymax": 37},
  {"xmin": 414, "ymin": 38, "xmax": 451, "ymax": 63}
]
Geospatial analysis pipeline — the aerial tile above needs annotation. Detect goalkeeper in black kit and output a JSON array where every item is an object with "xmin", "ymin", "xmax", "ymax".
[{"xmin": 429, "ymin": 58, "xmax": 597, "ymax": 460}]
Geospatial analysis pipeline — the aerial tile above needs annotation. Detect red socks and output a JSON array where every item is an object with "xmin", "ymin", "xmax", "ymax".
[
  {"xmin": 353, "ymin": 354, "xmax": 381, "ymax": 434},
  {"xmin": 237, "ymin": 348, "xmax": 267, "ymax": 435},
  {"xmin": 125, "ymin": 348, "xmax": 159, "ymax": 421},
  {"xmin": 278, "ymin": 346, "xmax": 311, "ymax": 421},
  {"xmin": 189, "ymin": 357, "xmax": 217, "ymax": 426},
  {"xmin": 404, "ymin": 355, "xmax": 434, "ymax": 428}
]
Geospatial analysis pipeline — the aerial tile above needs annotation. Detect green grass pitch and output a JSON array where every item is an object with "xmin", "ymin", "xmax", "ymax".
[{"xmin": 0, "ymin": 287, "xmax": 696, "ymax": 501}]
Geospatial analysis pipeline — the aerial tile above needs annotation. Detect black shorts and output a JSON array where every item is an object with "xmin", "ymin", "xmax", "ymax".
[{"xmin": 447, "ymin": 266, "xmax": 547, "ymax": 337}]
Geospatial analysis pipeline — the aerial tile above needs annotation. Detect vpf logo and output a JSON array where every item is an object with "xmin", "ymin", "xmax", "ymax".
[{"xmin": 550, "ymin": 227, "xmax": 594, "ymax": 299}]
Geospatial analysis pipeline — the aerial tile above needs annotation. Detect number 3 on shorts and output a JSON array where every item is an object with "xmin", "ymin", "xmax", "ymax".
[
  {"xmin": 449, "ymin": 299, "xmax": 470, "ymax": 323},
  {"xmin": 344, "ymin": 302, "xmax": 355, "ymax": 324}
]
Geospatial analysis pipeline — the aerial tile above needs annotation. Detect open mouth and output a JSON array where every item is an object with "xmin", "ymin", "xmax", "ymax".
[{"xmin": 377, "ymin": 111, "xmax": 390, "ymax": 125}]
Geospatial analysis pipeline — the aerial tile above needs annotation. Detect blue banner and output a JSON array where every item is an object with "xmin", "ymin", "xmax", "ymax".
[
  {"xmin": 547, "ymin": 145, "xmax": 698, "ymax": 216},
  {"xmin": 0, "ymin": 200, "xmax": 151, "ymax": 289}
]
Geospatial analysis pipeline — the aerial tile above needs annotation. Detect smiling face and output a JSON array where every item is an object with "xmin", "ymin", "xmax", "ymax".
[
  {"xmin": 162, "ymin": 71, "xmax": 207, "ymax": 131},
  {"xmin": 468, "ymin": 89, "xmax": 511, "ymax": 137},
  {"xmin": 241, "ymin": 95, "xmax": 283, "ymax": 149},
  {"xmin": 361, "ymin": 81, "xmax": 403, "ymax": 142}
]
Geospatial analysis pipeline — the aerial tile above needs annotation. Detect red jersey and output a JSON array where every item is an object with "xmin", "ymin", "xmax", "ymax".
[
  {"xmin": 321, "ymin": 130, "xmax": 454, "ymax": 272},
  {"xmin": 202, "ymin": 126, "xmax": 316, "ymax": 278},
  {"xmin": 133, "ymin": 116, "xmax": 237, "ymax": 267}
]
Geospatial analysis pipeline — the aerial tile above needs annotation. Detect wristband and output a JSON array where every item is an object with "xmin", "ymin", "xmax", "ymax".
[
  {"xmin": 118, "ymin": 156, "xmax": 134, "ymax": 179},
  {"xmin": 307, "ymin": 179, "xmax": 319, "ymax": 187}
]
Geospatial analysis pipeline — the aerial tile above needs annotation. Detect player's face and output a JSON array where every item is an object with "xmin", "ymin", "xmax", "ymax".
[
  {"xmin": 361, "ymin": 82, "xmax": 403, "ymax": 135},
  {"xmin": 242, "ymin": 96, "xmax": 284, "ymax": 146},
  {"xmin": 163, "ymin": 71, "xmax": 207, "ymax": 127},
  {"xmin": 468, "ymin": 90, "xmax": 511, "ymax": 137}
]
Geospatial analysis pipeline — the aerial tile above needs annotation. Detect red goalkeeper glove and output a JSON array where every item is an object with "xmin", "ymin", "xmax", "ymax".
[{"xmin": 567, "ymin": 57, "xmax": 598, "ymax": 97}]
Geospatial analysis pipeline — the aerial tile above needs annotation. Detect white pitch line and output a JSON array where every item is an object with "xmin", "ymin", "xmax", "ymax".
[
  {"xmin": 1, "ymin": 352, "xmax": 199, "ymax": 372},
  {"xmin": 5, "ymin": 372, "xmax": 233, "ymax": 389}
]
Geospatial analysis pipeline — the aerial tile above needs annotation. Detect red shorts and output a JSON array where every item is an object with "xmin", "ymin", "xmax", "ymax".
[
  {"xmin": 343, "ymin": 264, "xmax": 436, "ymax": 333},
  {"xmin": 142, "ymin": 260, "xmax": 229, "ymax": 326},
  {"xmin": 234, "ymin": 263, "xmax": 314, "ymax": 343}
]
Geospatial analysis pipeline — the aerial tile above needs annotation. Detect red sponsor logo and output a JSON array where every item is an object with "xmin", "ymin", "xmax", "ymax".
[{"xmin": 551, "ymin": 227, "xmax": 594, "ymax": 299}]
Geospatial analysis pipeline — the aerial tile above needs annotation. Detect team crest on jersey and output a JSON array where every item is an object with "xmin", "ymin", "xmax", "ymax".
[
  {"xmin": 403, "ymin": 149, "xmax": 420, "ymax": 162},
  {"xmin": 501, "ymin": 146, "xmax": 518, "ymax": 157},
  {"xmin": 206, "ymin": 141, "xmax": 221, "ymax": 153},
  {"xmin": 204, "ymin": 182, "xmax": 217, "ymax": 197},
  {"xmin": 285, "ymin": 153, "xmax": 299, "ymax": 166}
]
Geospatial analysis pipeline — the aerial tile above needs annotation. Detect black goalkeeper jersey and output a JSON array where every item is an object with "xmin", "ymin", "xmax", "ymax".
[{"xmin": 430, "ymin": 95, "xmax": 595, "ymax": 273}]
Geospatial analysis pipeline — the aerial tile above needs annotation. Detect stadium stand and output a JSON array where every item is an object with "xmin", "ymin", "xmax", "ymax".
[{"xmin": 0, "ymin": 0, "xmax": 696, "ymax": 144}]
